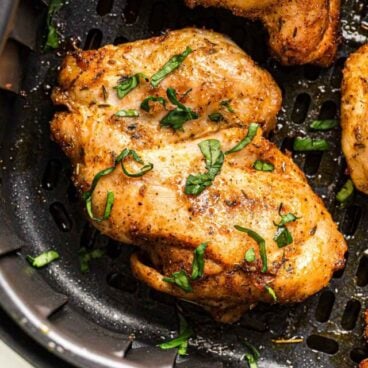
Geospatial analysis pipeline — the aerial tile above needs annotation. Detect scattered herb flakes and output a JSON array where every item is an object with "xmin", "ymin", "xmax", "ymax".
[
  {"xmin": 293, "ymin": 137, "xmax": 329, "ymax": 151},
  {"xmin": 220, "ymin": 99, "xmax": 235, "ymax": 113},
  {"xmin": 114, "ymin": 74, "xmax": 141, "ymax": 99},
  {"xmin": 79, "ymin": 247, "xmax": 105, "ymax": 273},
  {"xmin": 140, "ymin": 96, "xmax": 167, "ymax": 112},
  {"xmin": 115, "ymin": 109, "xmax": 139, "ymax": 117},
  {"xmin": 225, "ymin": 123, "xmax": 259, "ymax": 155},
  {"xmin": 336, "ymin": 179, "xmax": 354, "ymax": 204},
  {"xmin": 163, "ymin": 270, "xmax": 192, "ymax": 292},
  {"xmin": 253, "ymin": 160, "xmax": 274, "ymax": 172},
  {"xmin": 44, "ymin": 0, "xmax": 63, "ymax": 50},
  {"xmin": 243, "ymin": 341, "xmax": 260, "ymax": 368},
  {"xmin": 309, "ymin": 119, "xmax": 338, "ymax": 131},
  {"xmin": 245, "ymin": 248, "xmax": 256, "ymax": 263}
]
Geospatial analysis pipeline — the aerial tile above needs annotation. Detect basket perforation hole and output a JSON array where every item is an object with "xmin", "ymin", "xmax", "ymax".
[
  {"xmin": 84, "ymin": 29, "xmax": 103, "ymax": 50},
  {"xmin": 114, "ymin": 36, "xmax": 129, "ymax": 45},
  {"xmin": 280, "ymin": 137, "xmax": 294, "ymax": 153},
  {"xmin": 67, "ymin": 183, "xmax": 79, "ymax": 203},
  {"xmin": 80, "ymin": 223, "xmax": 97, "ymax": 250},
  {"xmin": 356, "ymin": 255, "xmax": 368, "ymax": 286},
  {"xmin": 42, "ymin": 159, "xmax": 62, "ymax": 190},
  {"xmin": 149, "ymin": 2, "xmax": 171, "ymax": 33},
  {"xmin": 306, "ymin": 335, "xmax": 338, "ymax": 355},
  {"xmin": 303, "ymin": 152, "xmax": 323, "ymax": 176},
  {"xmin": 304, "ymin": 65, "xmax": 321, "ymax": 81},
  {"xmin": 123, "ymin": 0, "xmax": 142, "ymax": 25},
  {"xmin": 50, "ymin": 202, "xmax": 72, "ymax": 232},
  {"xmin": 331, "ymin": 57, "xmax": 346, "ymax": 88},
  {"xmin": 107, "ymin": 272, "xmax": 137, "ymax": 293},
  {"xmin": 350, "ymin": 347, "xmax": 368, "ymax": 363},
  {"xmin": 106, "ymin": 239, "xmax": 122, "ymax": 258},
  {"xmin": 291, "ymin": 93, "xmax": 311, "ymax": 124},
  {"xmin": 341, "ymin": 299, "xmax": 361, "ymax": 330},
  {"xmin": 96, "ymin": 0, "xmax": 114, "ymax": 16},
  {"xmin": 318, "ymin": 100, "xmax": 337, "ymax": 120},
  {"xmin": 315, "ymin": 290, "xmax": 335, "ymax": 322},
  {"xmin": 341, "ymin": 205, "xmax": 362, "ymax": 236}
]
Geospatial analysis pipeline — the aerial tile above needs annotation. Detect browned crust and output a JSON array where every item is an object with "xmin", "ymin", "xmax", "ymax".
[{"xmin": 185, "ymin": 0, "xmax": 340, "ymax": 66}]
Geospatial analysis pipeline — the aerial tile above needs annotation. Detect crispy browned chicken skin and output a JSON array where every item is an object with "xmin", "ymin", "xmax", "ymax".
[
  {"xmin": 341, "ymin": 44, "xmax": 368, "ymax": 194},
  {"xmin": 51, "ymin": 28, "xmax": 346, "ymax": 323},
  {"xmin": 185, "ymin": 0, "xmax": 340, "ymax": 66}
]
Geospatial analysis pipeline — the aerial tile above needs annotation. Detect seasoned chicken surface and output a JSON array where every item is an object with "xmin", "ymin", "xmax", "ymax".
[
  {"xmin": 185, "ymin": 0, "xmax": 340, "ymax": 66},
  {"xmin": 341, "ymin": 44, "xmax": 368, "ymax": 194},
  {"xmin": 51, "ymin": 28, "xmax": 346, "ymax": 323}
]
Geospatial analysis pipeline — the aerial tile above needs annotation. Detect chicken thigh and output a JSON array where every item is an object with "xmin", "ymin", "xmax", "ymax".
[
  {"xmin": 185, "ymin": 0, "xmax": 340, "ymax": 66},
  {"xmin": 51, "ymin": 28, "xmax": 346, "ymax": 323},
  {"xmin": 341, "ymin": 44, "xmax": 368, "ymax": 194}
]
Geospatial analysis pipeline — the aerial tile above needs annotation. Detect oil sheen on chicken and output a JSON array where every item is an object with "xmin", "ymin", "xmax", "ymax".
[
  {"xmin": 51, "ymin": 28, "xmax": 346, "ymax": 323},
  {"xmin": 341, "ymin": 44, "xmax": 368, "ymax": 194},
  {"xmin": 185, "ymin": 0, "xmax": 340, "ymax": 66}
]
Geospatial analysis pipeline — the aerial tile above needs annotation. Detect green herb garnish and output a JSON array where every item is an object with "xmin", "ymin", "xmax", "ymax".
[
  {"xmin": 140, "ymin": 96, "xmax": 167, "ymax": 112},
  {"xmin": 159, "ymin": 314, "xmax": 193, "ymax": 355},
  {"xmin": 245, "ymin": 248, "xmax": 256, "ymax": 263},
  {"xmin": 243, "ymin": 341, "xmax": 260, "ymax": 368},
  {"xmin": 208, "ymin": 112, "xmax": 224, "ymax": 122},
  {"xmin": 265, "ymin": 285, "xmax": 277, "ymax": 302},
  {"xmin": 220, "ymin": 100, "xmax": 235, "ymax": 113},
  {"xmin": 336, "ymin": 179, "xmax": 354, "ymax": 204},
  {"xmin": 253, "ymin": 160, "xmax": 274, "ymax": 172},
  {"xmin": 160, "ymin": 88, "xmax": 198, "ymax": 131},
  {"xmin": 151, "ymin": 47, "xmax": 192, "ymax": 87},
  {"xmin": 163, "ymin": 270, "xmax": 192, "ymax": 292},
  {"xmin": 225, "ymin": 123, "xmax": 259, "ymax": 155},
  {"xmin": 115, "ymin": 109, "xmax": 139, "ymax": 117},
  {"xmin": 115, "ymin": 148, "xmax": 153, "ymax": 177},
  {"xmin": 79, "ymin": 247, "xmax": 105, "ymax": 273},
  {"xmin": 309, "ymin": 119, "xmax": 338, "ymax": 131},
  {"xmin": 273, "ymin": 204, "xmax": 299, "ymax": 248},
  {"xmin": 114, "ymin": 74, "xmax": 141, "ymax": 99},
  {"xmin": 44, "ymin": 0, "xmax": 63, "ymax": 50},
  {"xmin": 27, "ymin": 250, "xmax": 60, "ymax": 268},
  {"xmin": 82, "ymin": 166, "xmax": 116, "ymax": 222},
  {"xmin": 235, "ymin": 225, "xmax": 267, "ymax": 273},
  {"xmin": 191, "ymin": 242, "xmax": 207, "ymax": 280},
  {"xmin": 293, "ymin": 137, "xmax": 329, "ymax": 151},
  {"xmin": 184, "ymin": 139, "xmax": 224, "ymax": 195}
]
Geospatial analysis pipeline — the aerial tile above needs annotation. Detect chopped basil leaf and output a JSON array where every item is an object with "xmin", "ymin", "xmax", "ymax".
[
  {"xmin": 184, "ymin": 139, "xmax": 224, "ymax": 195},
  {"xmin": 225, "ymin": 123, "xmax": 259, "ymax": 155},
  {"xmin": 208, "ymin": 112, "xmax": 224, "ymax": 122},
  {"xmin": 274, "ymin": 205, "xmax": 299, "ymax": 227},
  {"xmin": 79, "ymin": 247, "xmax": 105, "ymax": 273},
  {"xmin": 245, "ymin": 248, "xmax": 256, "ymax": 263},
  {"xmin": 336, "ymin": 179, "xmax": 354, "ymax": 204},
  {"xmin": 293, "ymin": 137, "xmax": 329, "ymax": 151},
  {"xmin": 115, "ymin": 148, "xmax": 154, "ymax": 177},
  {"xmin": 27, "ymin": 250, "xmax": 60, "ymax": 268},
  {"xmin": 265, "ymin": 285, "xmax": 277, "ymax": 302},
  {"xmin": 140, "ymin": 96, "xmax": 167, "ymax": 112},
  {"xmin": 159, "ymin": 314, "xmax": 193, "ymax": 355},
  {"xmin": 82, "ymin": 166, "xmax": 116, "ymax": 222},
  {"xmin": 274, "ymin": 226, "xmax": 293, "ymax": 247},
  {"xmin": 235, "ymin": 225, "xmax": 267, "ymax": 273},
  {"xmin": 220, "ymin": 100, "xmax": 235, "ymax": 113},
  {"xmin": 191, "ymin": 242, "xmax": 207, "ymax": 280},
  {"xmin": 115, "ymin": 109, "xmax": 139, "ymax": 117},
  {"xmin": 161, "ymin": 88, "xmax": 198, "ymax": 131},
  {"xmin": 151, "ymin": 47, "xmax": 192, "ymax": 87},
  {"xmin": 253, "ymin": 160, "xmax": 274, "ymax": 172},
  {"xmin": 44, "ymin": 0, "xmax": 63, "ymax": 50},
  {"xmin": 114, "ymin": 74, "xmax": 141, "ymax": 99},
  {"xmin": 309, "ymin": 119, "xmax": 338, "ymax": 131},
  {"xmin": 184, "ymin": 173, "xmax": 214, "ymax": 195},
  {"xmin": 243, "ymin": 341, "xmax": 260, "ymax": 368},
  {"xmin": 163, "ymin": 270, "xmax": 192, "ymax": 292}
]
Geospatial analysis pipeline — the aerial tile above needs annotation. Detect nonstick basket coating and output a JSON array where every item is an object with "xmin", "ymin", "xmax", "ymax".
[{"xmin": 0, "ymin": 0, "xmax": 368, "ymax": 367}]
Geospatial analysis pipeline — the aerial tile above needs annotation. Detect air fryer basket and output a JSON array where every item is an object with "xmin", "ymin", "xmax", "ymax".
[{"xmin": 0, "ymin": 0, "xmax": 367, "ymax": 367}]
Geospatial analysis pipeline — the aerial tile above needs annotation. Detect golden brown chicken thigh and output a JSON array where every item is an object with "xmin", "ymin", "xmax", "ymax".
[
  {"xmin": 185, "ymin": 0, "xmax": 340, "ymax": 66},
  {"xmin": 341, "ymin": 44, "xmax": 368, "ymax": 194},
  {"xmin": 51, "ymin": 28, "xmax": 346, "ymax": 323}
]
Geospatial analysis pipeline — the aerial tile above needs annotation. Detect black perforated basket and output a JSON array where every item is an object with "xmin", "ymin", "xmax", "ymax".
[{"xmin": 0, "ymin": 0, "xmax": 367, "ymax": 367}]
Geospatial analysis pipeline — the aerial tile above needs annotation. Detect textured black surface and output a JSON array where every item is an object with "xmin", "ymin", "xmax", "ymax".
[{"xmin": 0, "ymin": 0, "xmax": 368, "ymax": 367}]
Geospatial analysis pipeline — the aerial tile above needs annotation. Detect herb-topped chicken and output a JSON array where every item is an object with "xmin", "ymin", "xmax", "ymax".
[
  {"xmin": 341, "ymin": 44, "xmax": 368, "ymax": 194},
  {"xmin": 185, "ymin": 0, "xmax": 340, "ymax": 66},
  {"xmin": 51, "ymin": 28, "xmax": 346, "ymax": 323}
]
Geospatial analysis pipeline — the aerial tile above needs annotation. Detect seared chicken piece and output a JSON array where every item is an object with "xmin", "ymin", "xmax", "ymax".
[
  {"xmin": 51, "ymin": 28, "xmax": 346, "ymax": 323},
  {"xmin": 185, "ymin": 0, "xmax": 340, "ymax": 66},
  {"xmin": 341, "ymin": 44, "xmax": 368, "ymax": 194}
]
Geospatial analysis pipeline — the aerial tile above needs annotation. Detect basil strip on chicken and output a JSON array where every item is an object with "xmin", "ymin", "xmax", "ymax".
[{"xmin": 225, "ymin": 123, "xmax": 259, "ymax": 154}]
